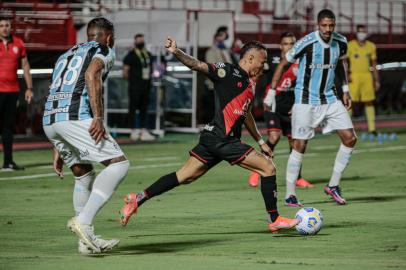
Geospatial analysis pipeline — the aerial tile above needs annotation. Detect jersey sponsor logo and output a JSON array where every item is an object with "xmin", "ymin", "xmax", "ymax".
[
  {"xmin": 79, "ymin": 149, "xmax": 90, "ymax": 158},
  {"xmin": 203, "ymin": 124, "xmax": 214, "ymax": 131},
  {"xmin": 233, "ymin": 99, "xmax": 251, "ymax": 117},
  {"xmin": 47, "ymin": 92, "xmax": 73, "ymax": 102},
  {"xmin": 218, "ymin": 68, "xmax": 226, "ymax": 78},
  {"xmin": 12, "ymin": 46, "xmax": 19, "ymax": 54},
  {"xmin": 308, "ymin": 63, "xmax": 336, "ymax": 69},
  {"xmin": 214, "ymin": 62, "xmax": 226, "ymax": 68},
  {"xmin": 43, "ymin": 106, "xmax": 69, "ymax": 116},
  {"xmin": 232, "ymin": 69, "xmax": 242, "ymax": 78}
]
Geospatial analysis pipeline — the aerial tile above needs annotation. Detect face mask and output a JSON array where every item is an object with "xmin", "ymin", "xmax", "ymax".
[
  {"xmin": 356, "ymin": 32, "xmax": 367, "ymax": 41},
  {"xmin": 217, "ymin": 42, "xmax": 226, "ymax": 49},
  {"xmin": 136, "ymin": 42, "xmax": 145, "ymax": 49}
]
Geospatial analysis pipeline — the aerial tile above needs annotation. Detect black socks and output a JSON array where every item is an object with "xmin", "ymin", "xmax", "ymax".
[
  {"xmin": 260, "ymin": 175, "xmax": 279, "ymax": 222},
  {"xmin": 137, "ymin": 172, "xmax": 180, "ymax": 207}
]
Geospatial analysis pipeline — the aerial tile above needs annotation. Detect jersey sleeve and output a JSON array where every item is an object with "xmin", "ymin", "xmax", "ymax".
[
  {"xmin": 206, "ymin": 62, "xmax": 232, "ymax": 82},
  {"xmin": 92, "ymin": 45, "xmax": 115, "ymax": 71},
  {"xmin": 285, "ymin": 35, "xmax": 312, "ymax": 63}
]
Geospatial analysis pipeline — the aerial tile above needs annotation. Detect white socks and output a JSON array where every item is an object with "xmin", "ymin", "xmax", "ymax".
[
  {"xmin": 286, "ymin": 150, "xmax": 303, "ymax": 198},
  {"xmin": 329, "ymin": 144, "xmax": 353, "ymax": 187},
  {"xmin": 73, "ymin": 170, "xmax": 95, "ymax": 216},
  {"xmin": 77, "ymin": 160, "xmax": 130, "ymax": 225}
]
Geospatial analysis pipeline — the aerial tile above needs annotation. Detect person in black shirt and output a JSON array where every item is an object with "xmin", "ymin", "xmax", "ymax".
[
  {"xmin": 119, "ymin": 37, "xmax": 299, "ymax": 233},
  {"xmin": 123, "ymin": 33, "xmax": 155, "ymax": 141},
  {"xmin": 248, "ymin": 32, "xmax": 313, "ymax": 192}
]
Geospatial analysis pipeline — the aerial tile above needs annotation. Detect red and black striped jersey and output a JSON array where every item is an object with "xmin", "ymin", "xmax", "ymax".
[{"xmin": 202, "ymin": 62, "xmax": 254, "ymax": 138}]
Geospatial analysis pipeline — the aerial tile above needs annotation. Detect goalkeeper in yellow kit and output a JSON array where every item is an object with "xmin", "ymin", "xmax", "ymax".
[{"xmin": 347, "ymin": 24, "xmax": 380, "ymax": 135}]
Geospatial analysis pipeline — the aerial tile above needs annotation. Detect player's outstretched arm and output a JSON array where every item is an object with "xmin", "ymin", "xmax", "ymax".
[
  {"xmin": 244, "ymin": 110, "xmax": 273, "ymax": 157},
  {"xmin": 264, "ymin": 57, "xmax": 292, "ymax": 112},
  {"xmin": 165, "ymin": 36, "xmax": 209, "ymax": 75},
  {"xmin": 85, "ymin": 57, "xmax": 107, "ymax": 144}
]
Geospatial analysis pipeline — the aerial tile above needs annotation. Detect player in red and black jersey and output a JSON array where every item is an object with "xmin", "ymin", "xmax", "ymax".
[
  {"xmin": 119, "ymin": 37, "xmax": 299, "ymax": 233},
  {"xmin": 248, "ymin": 32, "xmax": 313, "ymax": 195}
]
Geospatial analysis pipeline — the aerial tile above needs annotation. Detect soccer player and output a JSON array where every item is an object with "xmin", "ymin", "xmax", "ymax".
[
  {"xmin": 247, "ymin": 32, "xmax": 313, "ymax": 191},
  {"xmin": 264, "ymin": 9, "xmax": 357, "ymax": 206},
  {"xmin": 43, "ymin": 18, "xmax": 130, "ymax": 254},
  {"xmin": 120, "ymin": 37, "xmax": 299, "ymax": 233},
  {"xmin": 347, "ymin": 24, "xmax": 380, "ymax": 135}
]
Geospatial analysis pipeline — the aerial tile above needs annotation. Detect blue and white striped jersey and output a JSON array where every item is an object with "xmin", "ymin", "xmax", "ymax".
[
  {"xmin": 43, "ymin": 41, "xmax": 115, "ymax": 125},
  {"xmin": 286, "ymin": 31, "xmax": 347, "ymax": 105}
]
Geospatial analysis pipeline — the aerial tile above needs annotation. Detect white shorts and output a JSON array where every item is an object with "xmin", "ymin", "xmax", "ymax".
[
  {"xmin": 291, "ymin": 101, "xmax": 354, "ymax": 140},
  {"xmin": 43, "ymin": 119, "xmax": 125, "ymax": 167}
]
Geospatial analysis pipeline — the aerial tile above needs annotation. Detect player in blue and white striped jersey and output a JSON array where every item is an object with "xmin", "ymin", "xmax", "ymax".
[
  {"xmin": 264, "ymin": 9, "xmax": 357, "ymax": 207},
  {"xmin": 42, "ymin": 18, "xmax": 130, "ymax": 254}
]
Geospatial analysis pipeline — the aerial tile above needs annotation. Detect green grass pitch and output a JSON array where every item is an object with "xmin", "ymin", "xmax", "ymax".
[{"xmin": 1, "ymin": 132, "xmax": 405, "ymax": 270}]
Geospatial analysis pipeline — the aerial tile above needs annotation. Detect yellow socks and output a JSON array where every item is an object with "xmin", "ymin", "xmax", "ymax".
[{"xmin": 365, "ymin": 105, "xmax": 376, "ymax": 133}]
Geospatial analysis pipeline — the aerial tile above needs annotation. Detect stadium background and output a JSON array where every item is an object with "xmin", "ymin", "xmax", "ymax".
[{"xmin": 0, "ymin": 0, "xmax": 405, "ymax": 139}]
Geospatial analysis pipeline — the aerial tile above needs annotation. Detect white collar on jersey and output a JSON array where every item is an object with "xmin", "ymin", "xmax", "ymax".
[{"xmin": 316, "ymin": 30, "xmax": 332, "ymax": 48}]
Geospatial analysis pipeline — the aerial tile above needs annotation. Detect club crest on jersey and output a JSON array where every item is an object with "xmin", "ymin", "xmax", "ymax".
[
  {"xmin": 12, "ymin": 46, "xmax": 19, "ymax": 54},
  {"xmin": 237, "ymin": 81, "xmax": 242, "ymax": 88},
  {"xmin": 218, "ymin": 68, "xmax": 226, "ymax": 78}
]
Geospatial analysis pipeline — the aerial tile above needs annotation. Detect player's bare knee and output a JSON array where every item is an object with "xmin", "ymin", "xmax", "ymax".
[
  {"xmin": 343, "ymin": 135, "xmax": 357, "ymax": 148},
  {"xmin": 258, "ymin": 161, "xmax": 276, "ymax": 177}
]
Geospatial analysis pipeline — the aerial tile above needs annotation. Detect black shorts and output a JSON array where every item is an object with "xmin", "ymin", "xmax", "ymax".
[
  {"xmin": 264, "ymin": 111, "xmax": 292, "ymax": 138},
  {"xmin": 189, "ymin": 132, "xmax": 254, "ymax": 168}
]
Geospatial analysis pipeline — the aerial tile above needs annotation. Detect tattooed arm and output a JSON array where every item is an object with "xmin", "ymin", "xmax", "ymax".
[
  {"xmin": 85, "ymin": 57, "xmax": 107, "ymax": 144},
  {"xmin": 165, "ymin": 36, "xmax": 209, "ymax": 75}
]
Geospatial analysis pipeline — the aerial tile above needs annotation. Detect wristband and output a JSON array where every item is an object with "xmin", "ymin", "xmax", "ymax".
[
  {"xmin": 342, "ymin": 84, "xmax": 349, "ymax": 93},
  {"xmin": 258, "ymin": 138, "xmax": 265, "ymax": 146},
  {"xmin": 94, "ymin": 116, "xmax": 103, "ymax": 120}
]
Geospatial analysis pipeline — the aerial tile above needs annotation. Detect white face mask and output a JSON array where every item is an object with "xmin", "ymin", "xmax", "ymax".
[{"xmin": 356, "ymin": 32, "xmax": 368, "ymax": 41}]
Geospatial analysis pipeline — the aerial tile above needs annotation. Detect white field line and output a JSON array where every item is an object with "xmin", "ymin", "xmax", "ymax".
[
  {"xmin": 1, "ymin": 145, "xmax": 405, "ymax": 181},
  {"xmin": 0, "ymin": 162, "xmax": 182, "ymax": 181}
]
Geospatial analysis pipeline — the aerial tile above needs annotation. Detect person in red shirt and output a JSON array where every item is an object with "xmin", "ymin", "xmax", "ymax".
[{"xmin": 0, "ymin": 16, "xmax": 33, "ymax": 171}]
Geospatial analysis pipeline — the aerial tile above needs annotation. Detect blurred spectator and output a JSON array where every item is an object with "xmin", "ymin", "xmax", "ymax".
[
  {"xmin": 231, "ymin": 38, "xmax": 243, "ymax": 64},
  {"xmin": 202, "ymin": 26, "xmax": 233, "ymax": 123},
  {"xmin": 347, "ymin": 24, "xmax": 380, "ymax": 135},
  {"xmin": 123, "ymin": 33, "xmax": 155, "ymax": 141},
  {"xmin": 0, "ymin": 16, "xmax": 33, "ymax": 171}
]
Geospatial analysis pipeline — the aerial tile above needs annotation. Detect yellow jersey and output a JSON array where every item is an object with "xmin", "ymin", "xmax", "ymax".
[{"xmin": 347, "ymin": 40, "xmax": 377, "ymax": 73}]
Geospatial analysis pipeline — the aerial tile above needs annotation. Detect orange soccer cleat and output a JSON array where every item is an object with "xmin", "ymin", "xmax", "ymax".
[
  {"xmin": 296, "ymin": 178, "xmax": 314, "ymax": 188},
  {"xmin": 268, "ymin": 216, "xmax": 300, "ymax": 234},
  {"xmin": 248, "ymin": 172, "xmax": 260, "ymax": 187},
  {"xmin": 119, "ymin": 193, "xmax": 138, "ymax": 226}
]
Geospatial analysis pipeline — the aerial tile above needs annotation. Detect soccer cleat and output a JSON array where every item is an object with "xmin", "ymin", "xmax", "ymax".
[
  {"xmin": 324, "ymin": 185, "xmax": 347, "ymax": 205},
  {"xmin": 268, "ymin": 216, "xmax": 300, "ymax": 234},
  {"xmin": 284, "ymin": 195, "xmax": 303, "ymax": 207},
  {"xmin": 78, "ymin": 235, "xmax": 120, "ymax": 255},
  {"xmin": 67, "ymin": 217, "xmax": 100, "ymax": 253},
  {"xmin": 140, "ymin": 130, "xmax": 155, "ymax": 141},
  {"xmin": 2, "ymin": 161, "xmax": 25, "ymax": 171},
  {"xmin": 119, "ymin": 193, "xmax": 138, "ymax": 226},
  {"xmin": 248, "ymin": 172, "xmax": 260, "ymax": 187},
  {"xmin": 296, "ymin": 178, "xmax": 314, "ymax": 188}
]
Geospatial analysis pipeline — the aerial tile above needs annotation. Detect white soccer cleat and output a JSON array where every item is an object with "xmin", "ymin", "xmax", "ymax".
[
  {"xmin": 130, "ymin": 129, "xmax": 141, "ymax": 141},
  {"xmin": 67, "ymin": 217, "xmax": 100, "ymax": 253},
  {"xmin": 140, "ymin": 129, "xmax": 155, "ymax": 141},
  {"xmin": 78, "ymin": 236, "xmax": 120, "ymax": 254}
]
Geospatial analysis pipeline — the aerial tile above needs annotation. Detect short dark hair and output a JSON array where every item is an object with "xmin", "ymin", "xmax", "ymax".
[
  {"xmin": 87, "ymin": 17, "xmax": 114, "ymax": 33},
  {"xmin": 356, "ymin": 24, "xmax": 366, "ymax": 31},
  {"xmin": 0, "ymin": 16, "xmax": 11, "ymax": 22},
  {"xmin": 240, "ymin": 40, "xmax": 266, "ymax": 59},
  {"xmin": 280, "ymin": 32, "xmax": 295, "ymax": 40},
  {"xmin": 317, "ymin": 9, "xmax": 336, "ymax": 22},
  {"xmin": 216, "ymin": 26, "xmax": 228, "ymax": 34},
  {"xmin": 134, "ymin": 33, "xmax": 144, "ymax": 39}
]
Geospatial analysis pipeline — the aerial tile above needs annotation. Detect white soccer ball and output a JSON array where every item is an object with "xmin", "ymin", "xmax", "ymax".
[{"xmin": 295, "ymin": 207, "xmax": 323, "ymax": 235}]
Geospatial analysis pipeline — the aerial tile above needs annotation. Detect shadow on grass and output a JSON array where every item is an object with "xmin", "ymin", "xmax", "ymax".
[
  {"xmin": 112, "ymin": 239, "xmax": 225, "ymax": 254},
  {"xmin": 309, "ymin": 175, "xmax": 368, "ymax": 185},
  {"xmin": 23, "ymin": 162, "xmax": 52, "ymax": 168},
  {"xmin": 308, "ymin": 194, "xmax": 406, "ymax": 204}
]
